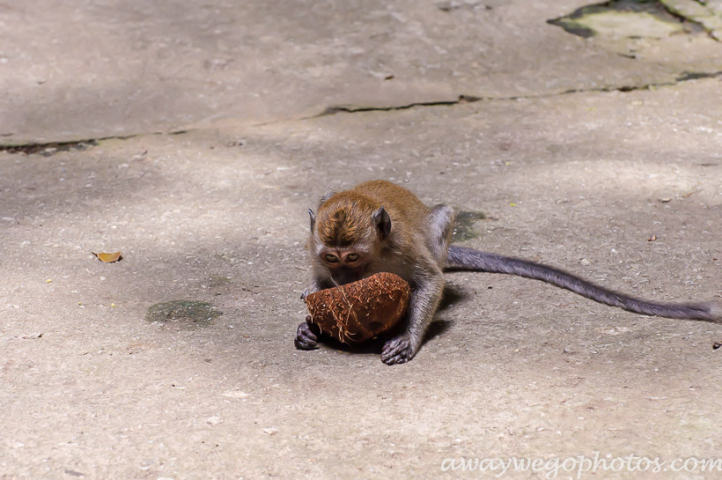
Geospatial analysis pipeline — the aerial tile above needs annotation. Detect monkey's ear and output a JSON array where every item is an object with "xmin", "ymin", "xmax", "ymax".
[
  {"xmin": 373, "ymin": 206, "xmax": 391, "ymax": 239},
  {"xmin": 308, "ymin": 209, "xmax": 316, "ymax": 230}
]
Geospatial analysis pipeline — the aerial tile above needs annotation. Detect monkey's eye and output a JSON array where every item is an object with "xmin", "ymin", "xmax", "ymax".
[
  {"xmin": 325, "ymin": 254, "xmax": 339, "ymax": 263},
  {"xmin": 346, "ymin": 253, "xmax": 360, "ymax": 262}
]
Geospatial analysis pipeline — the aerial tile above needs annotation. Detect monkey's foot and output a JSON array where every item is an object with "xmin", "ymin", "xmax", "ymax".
[
  {"xmin": 381, "ymin": 335, "xmax": 416, "ymax": 365},
  {"xmin": 294, "ymin": 316, "xmax": 320, "ymax": 350}
]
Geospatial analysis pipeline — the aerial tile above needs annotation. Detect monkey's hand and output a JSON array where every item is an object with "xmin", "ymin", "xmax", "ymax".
[
  {"xmin": 294, "ymin": 316, "xmax": 320, "ymax": 350},
  {"xmin": 300, "ymin": 285, "xmax": 320, "ymax": 301},
  {"xmin": 381, "ymin": 334, "xmax": 416, "ymax": 365}
]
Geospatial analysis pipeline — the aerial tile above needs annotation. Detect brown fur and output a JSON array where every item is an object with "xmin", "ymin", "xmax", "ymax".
[
  {"xmin": 315, "ymin": 181, "xmax": 430, "ymax": 248},
  {"xmin": 297, "ymin": 180, "xmax": 720, "ymax": 365},
  {"xmin": 301, "ymin": 180, "xmax": 453, "ymax": 365},
  {"xmin": 317, "ymin": 181, "xmax": 430, "ymax": 251},
  {"xmin": 316, "ymin": 191, "xmax": 378, "ymax": 247}
]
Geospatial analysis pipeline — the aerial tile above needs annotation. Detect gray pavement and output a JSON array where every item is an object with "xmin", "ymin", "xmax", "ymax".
[{"xmin": 1, "ymin": 1, "xmax": 722, "ymax": 479}]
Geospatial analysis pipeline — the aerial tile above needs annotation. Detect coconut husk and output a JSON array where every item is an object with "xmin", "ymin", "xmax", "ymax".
[{"xmin": 305, "ymin": 272, "xmax": 411, "ymax": 345}]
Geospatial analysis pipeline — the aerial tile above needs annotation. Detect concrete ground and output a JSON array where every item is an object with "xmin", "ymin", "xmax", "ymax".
[{"xmin": 1, "ymin": 1, "xmax": 722, "ymax": 479}]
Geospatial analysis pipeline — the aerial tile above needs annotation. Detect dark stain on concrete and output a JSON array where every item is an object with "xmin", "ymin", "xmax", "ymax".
[
  {"xmin": 452, "ymin": 210, "xmax": 487, "ymax": 243},
  {"xmin": 547, "ymin": 0, "xmax": 703, "ymax": 39},
  {"xmin": 146, "ymin": 300, "xmax": 222, "ymax": 330}
]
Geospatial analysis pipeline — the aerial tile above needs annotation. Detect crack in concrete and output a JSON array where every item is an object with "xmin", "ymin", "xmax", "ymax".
[
  {"xmin": 658, "ymin": 1, "xmax": 706, "ymax": 28},
  {"xmin": 547, "ymin": 0, "xmax": 717, "ymax": 41},
  {"xmin": 0, "ymin": 130, "xmax": 187, "ymax": 155},
  {"xmin": 659, "ymin": 0, "xmax": 722, "ymax": 41},
  {"xmin": 675, "ymin": 70, "xmax": 722, "ymax": 81},
  {"xmin": 2, "ymin": 72, "xmax": 719, "ymax": 148},
  {"xmin": 0, "ymin": 139, "xmax": 103, "ymax": 156},
  {"xmin": 315, "ymin": 70, "xmax": 722, "ymax": 117},
  {"xmin": 316, "ymin": 95, "xmax": 483, "ymax": 116}
]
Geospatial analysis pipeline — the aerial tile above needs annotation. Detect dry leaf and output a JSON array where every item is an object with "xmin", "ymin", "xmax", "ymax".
[{"xmin": 92, "ymin": 252, "xmax": 122, "ymax": 263}]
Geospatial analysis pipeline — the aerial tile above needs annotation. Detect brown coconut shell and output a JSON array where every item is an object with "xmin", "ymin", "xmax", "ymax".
[{"xmin": 305, "ymin": 272, "xmax": 411, "ymax": 345}]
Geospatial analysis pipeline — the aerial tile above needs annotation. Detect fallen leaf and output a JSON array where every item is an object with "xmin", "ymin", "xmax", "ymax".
[{"xmin": 92, "ymin": 252, "xmax": 122, "ymax": 263}]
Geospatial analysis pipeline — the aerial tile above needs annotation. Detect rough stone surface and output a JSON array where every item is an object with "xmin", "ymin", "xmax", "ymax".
[
  {"xmin": 2, "ymin": 0, "xmax": 721, "ymax": 144},
  {"xmin": 1, "ymin": 1, "xmax": 722, "ymax": 479}
]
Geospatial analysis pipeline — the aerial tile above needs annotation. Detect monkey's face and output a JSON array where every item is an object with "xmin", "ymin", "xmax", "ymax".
[{"xmin": 318, "ymin": 249, "xmax": 369, "ymax": 286}]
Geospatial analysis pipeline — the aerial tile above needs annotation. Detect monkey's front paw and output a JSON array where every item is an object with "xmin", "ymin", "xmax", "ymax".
[
  {"xmin": 300, "ymin": 286, "xmax": 318, "ymax": 301},
  {"xmin": 294, "ymin": 316, "xmax": 320, "ymax": 350},
  {"xmin": 381, "ymin": 335, "xmax": 416, "ymax": 365}
]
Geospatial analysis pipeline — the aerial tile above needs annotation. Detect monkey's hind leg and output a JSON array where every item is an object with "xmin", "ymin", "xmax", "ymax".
[{"xmin": 427, "ymin": 204, "xmax": 455, "ymax": 264}]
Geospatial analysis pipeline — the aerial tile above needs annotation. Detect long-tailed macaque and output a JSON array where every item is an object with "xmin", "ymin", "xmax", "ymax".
[{"xmin": 295, "ymin": 180, "xmax": 720, "ymax": 365}]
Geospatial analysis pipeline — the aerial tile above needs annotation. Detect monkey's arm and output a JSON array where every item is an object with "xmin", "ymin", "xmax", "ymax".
[
  {"xmin": 300, "ymin": 274, "xmax": 335, "ymax": 300},
  {"xmin": 380, "ymin": 205, "xmax": 455, "ymax": 365},
  {"xmin": 296, "ymin": 274, "xmax": 334, "ymax": 349},
  {"xmin": 300, "ymin": 283, "xmax": 320, "ymax": 301},
  {"xmin": 446, "ymin": 245, "xmax": 721, "ymax": 321},
  {"xmin": 381, "ymin": 271, "xmax": 445, "ymax": 365}
]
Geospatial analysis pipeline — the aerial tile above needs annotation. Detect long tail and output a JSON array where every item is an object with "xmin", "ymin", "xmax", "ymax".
[{"xmin": 446, "ymin": 245, "xmax": 720, "ymax": 321}]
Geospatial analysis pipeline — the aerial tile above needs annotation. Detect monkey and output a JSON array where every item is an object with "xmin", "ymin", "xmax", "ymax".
[{"xmin": 294, "ymin": 180, "xmax": 721, "ymax": 365}]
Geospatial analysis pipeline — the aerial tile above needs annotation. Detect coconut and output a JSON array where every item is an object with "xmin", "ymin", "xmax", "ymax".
[{"xmin": 305, "ymin": 272, "xmax": 411, "ymax": 345}]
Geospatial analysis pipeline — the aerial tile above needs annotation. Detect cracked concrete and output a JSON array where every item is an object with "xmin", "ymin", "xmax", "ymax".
[
  {"xmin": 2, "ymin": 0, "xmax": 721, "ymax": 144},
  {"xmin": 317, "ymin": 69, "xmax": 722, "ymax": 117},
  {"xmin": 661, "ymin": 0, "xmax": 722, "ymax": 39},
  {"xmin": 2, "ymin": 1, "xmax": 722, "ymax": 479}
]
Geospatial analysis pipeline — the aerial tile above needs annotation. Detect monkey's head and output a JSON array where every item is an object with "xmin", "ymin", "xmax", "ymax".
[{"xmin": 308, "ymin": 192, "xmax": 391, "ymax": 286}]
